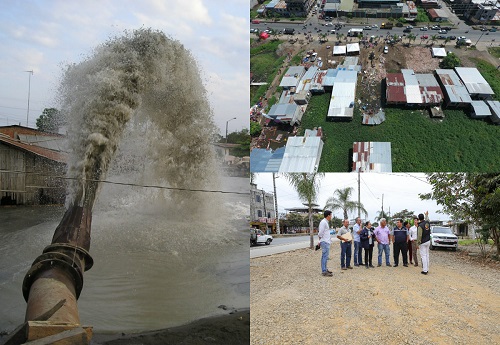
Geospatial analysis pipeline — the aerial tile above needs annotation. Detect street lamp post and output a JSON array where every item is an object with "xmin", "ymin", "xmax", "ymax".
[
  {"xmin": 25, "ymin": 70, "xmax": 34, "ymax": 127},
  {"xmin": 225, "ymin": 117, "xmax": 237, "ymax": 143}
]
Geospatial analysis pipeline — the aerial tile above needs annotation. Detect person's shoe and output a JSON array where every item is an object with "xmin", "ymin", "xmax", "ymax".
[
  {"xmin": 341, "ymin": 267, "xmax": 347, "ymax": 270},
  {"xmin": 403, "ymin": 264, "xmax": 408, "ymax": 267},
  {"xmin": 354, "ymin": 264, "xmax": 359, "ymax": 267},
  {"xmin": 377, "ymin": 264, "xmax": 381, "ymax": 267},
  {"xmin": 414, "ymin": 263, "xmax": 419, "ymax": 267},
  {"xmin": 386, "ymin": 264, "xmax": 392, "ymax": 267},
  {"xmin": 421, "ymin": 271, "xmax": 428, "ymax": 275},
  {"xmin": 327, "ymin": 270, "xmax": 333, "ymax": 273},
  {"xmin": 365, "ymin": 265, "xmax": 369, "ymax": 269},
  {"xmin": 393, "ymin": 265, "xmax": 398, "ymax": 267},
  {"xmin": 347, "ymin": 266, "xmax": 353, "ymax": 269},
  {"xmin": 369, "ymin": 265, "xmax": 375, "ymax": 268},
  {"xmin": 410, "ymin": 262, "xmax": 413, "ymax": 265},
  {"xmin": 322, "ymin": 272, "xmax": 333, "ymax": 276}
]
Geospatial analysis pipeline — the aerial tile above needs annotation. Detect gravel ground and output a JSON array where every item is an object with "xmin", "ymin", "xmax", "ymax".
[{"xmin": 251, "ymin": 244, "xmax": 500, "ymax": 345}]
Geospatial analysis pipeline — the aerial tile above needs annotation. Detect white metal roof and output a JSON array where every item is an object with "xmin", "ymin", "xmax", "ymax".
[
  {"xmin": 346, "ymin": 43, "xmax": 360, "ymax": 53},
  {"xmin": 279, "ymin": 136, "xmax": 324, "ymax": 173},
  {"xmin": 296, "ymin": 66, "xmax": 319, "ymax": 93},
  {"xmin": 333, "ymin": 45, "xmax": 347, "ymax": 55},
  {"xmin": 327, "ymin": 70, "xmax": 357, "ymax": 118},
  {"xmin": 279, "ymin": 66, "xmax": 306, "ymax": 88},
  {"xmin": 470, "ymin": 101, "xmax": 491, "ymax": 117},
  {"xmin": 486, "ymin": 100, "xmax": 500, "ymax": 124},
  {"xmin": 454, "ymin": 67, "xmax": 495, "ymax": 96},
  {"xmin": 402, "ymin": 69, "xmax": 422, "ymax": 104},
  {"xmin": 435, "ymin": 69, "xmax": 472, "ymax": 104},
  {"xmin": 431, "ymin": 47, "xmax": 446, "ymax": 57}
]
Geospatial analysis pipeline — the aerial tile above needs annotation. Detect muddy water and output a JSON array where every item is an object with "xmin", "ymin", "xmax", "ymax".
[{"xmin": 0, "ymin": 176, "xmax": 249, "ymax": 334}]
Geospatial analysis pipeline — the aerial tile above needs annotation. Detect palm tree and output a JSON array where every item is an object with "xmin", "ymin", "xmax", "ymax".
[
  {"xmin": 324, "ymin": 187, "xmax": 368, "ymax": 221},
  {"xmin": 285, "ymin": 173, "xmax": 324, "ymax": 249},
  {"xmin": 407, "ymin": 33, "xmax": 416, "ymax": 45},
  {"xmin": 430, "ymin": 34, "xmax": 438, "ymax": 46},
  {"xmin": 375, "ymin": 210, "xmax": 392, "ymax": 226},
  {"xmin": 444, "ymin": 37, "xmax": 451, "ymax": 46}
]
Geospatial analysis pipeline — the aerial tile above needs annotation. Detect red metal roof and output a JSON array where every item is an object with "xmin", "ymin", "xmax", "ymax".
[
  {"xmin": 0, "ymin": 135, "xmax": 67, "ymax": 163},
  {"xmin": 386, "ymin": 73, "xmax": 406, "ymax": 103}
]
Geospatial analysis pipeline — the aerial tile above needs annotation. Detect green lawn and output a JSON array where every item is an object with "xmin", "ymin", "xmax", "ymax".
[
  {"xmin": 471, "ymin": 58, "xmax": 500, "ymax": 101},
  {"xmin": 299, "ymin": 94, "xmax": 500, "ymax": 172},
  {"xmin": 488, "ymin": 47, "xmax": 500, "ymax": 59}
]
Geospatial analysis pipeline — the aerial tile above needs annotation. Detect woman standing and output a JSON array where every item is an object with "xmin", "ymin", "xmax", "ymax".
[{"xmin": 360, "ymin": 221, "xmax": 375, "ymax": 269}]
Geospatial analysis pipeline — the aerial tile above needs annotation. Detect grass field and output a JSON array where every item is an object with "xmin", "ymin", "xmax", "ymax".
[
  {"xmin": 299, "ymin": 93, "xmax": 500, "ymax": 172},
  {"xmin": 471, "ymin": 58, "xmax": 500, "ymax": 101}
]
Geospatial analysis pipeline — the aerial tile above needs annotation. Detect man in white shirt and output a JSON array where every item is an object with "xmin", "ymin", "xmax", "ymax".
[
  {"xmin": 409, "ymin": 217, "xmax": 419, "ymax": 266},
  {"xmin": 318, "ymin": 210, "xmax": 333, "ymax": 276}
]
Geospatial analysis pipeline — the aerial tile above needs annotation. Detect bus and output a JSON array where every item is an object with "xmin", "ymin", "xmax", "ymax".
[{"xmin": 347, "ymin": 28, "xmax": 363, "ymax": 37}]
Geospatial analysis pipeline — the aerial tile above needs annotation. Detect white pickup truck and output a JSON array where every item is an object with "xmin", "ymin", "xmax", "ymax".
[{"xmin": 250, "ymin": 229, "xmax": 273, "ymax": 246}]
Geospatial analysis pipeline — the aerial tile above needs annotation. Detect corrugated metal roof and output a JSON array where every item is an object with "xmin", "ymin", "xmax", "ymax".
[
  {"xmin": 17, "ymin": 134, "xmax": 66, "ymax": 152},
  {"xmin": 268, "ymin": 103, "xmax": 298, "ymax": 117},
  {"xmin": 386, "ymin": 73, "xmax": 406, "ymax": 103},
  {"xmin": 470, "ymin": 101, "xmax": 491, "ymax": 118},
  {"xmin": 296, "ymin": 66, "xmax": 319, "ymax": 93},
  {"xmin": 431, "ymin": 47, "xmax": 446, "ymax": 57},
  {"xmin": 486, "ymin": 100, "xmax": 500, "ymax": 124},
  {"xmin": 279, "ymin": 66, "xmax": 306, "ymax": 88},
  {"xmin": 416, "ymin": 74, "xmax": 444, "ymax": 104},
  {"xmin": 454, "ymin": 67, "xmax": 495, "ymax": 96},
  {"xmin": 279, "ymin": 136, "xmax": 323, "ymax": 173},
  {"xmin": 323, "ymin": 69, "xmax": 338, "ymax": 86},
  {"xmin": 250, "ymin": 147, "xmax": 286, "ymax": 172},
  {"xmin": 0, "ymin": 135, "xmax": 67, "ymax": 163},
  {"xmin": 327, "ymin": 70, "xmax": 357, "ymax": 118},
  {"xmin": 333, "ymin": 46, "xmax": 347, "ymax": 55},
  {"xmin": 311, "ymin": 70, "xmax": 327, "ymax": 92},
  {"xmin": 346, "ymin": 43, "xmax": 360, "ymax": 53},
  {"xmin": 435, "ymin": 69, "xmax": 472, "ymax": 104},
  {"xmin": 279, "ymin": 89, "xmax": 294, "ymax": 104},
  {"xmin": 352, "ymin": 142, "xmax": 392, "ymax": 172},
  {"xmin": 402, "ymin": 69, "xmax": 422, "ymax": 104}
]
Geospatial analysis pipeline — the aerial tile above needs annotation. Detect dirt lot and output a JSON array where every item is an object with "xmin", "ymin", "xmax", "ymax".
[{"xmin": 251, "ymin": 245, "xmax": 500, "ymax": 345}]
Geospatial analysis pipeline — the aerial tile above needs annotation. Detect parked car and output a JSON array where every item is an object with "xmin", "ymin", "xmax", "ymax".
[
  {"xmin": 403, "ymin": 28, "xmax": 411, "ymax": 33},
  {"xmin": 438, "ymin": 29, "xmax": 448, "ymax": 34},
  {"xmin": 481, "ymin": 27, "xmax": 488, "ymax": 32},
  {"xmin": 431, "ymin": 25, "xmax": 441, "ymax": 30},
  {"xmin": 447, "ymin": 35, "xmax": 456, "ymax": 40},
  {"xmin": 372, "ymin": 24, "xmax": 379, "ymax": 28},
  {"xmin": 364, "ymin": 26, "xmax": 372, "ymax": 30},
  {"xmin": 383, "ymin": 46, "xmax": 389, "ymax": 53},
  {"xmin": 457, "ymin": 36, "xmax": 467, "ymax": 41},
  {"xmin": 406, "ymin": 25, "xmax": 414, "ymax": 29},
  {"xmin": 420, "ymin": 27, "xmax": 429, "ymax": 31},
  {"xmin": 250, "ymin": 229, "xmax": 273, "ymax": 246},
  {"xmin": 437, "ymin": 35, "xmax": 447, "ymax": 39},
  {"xmin": 430, "ymin": 226, "xmax": 458, "ymax": 251},
  {"xmin": 490, "ymin": 27, "xmax": 497, "ymax": 32},
  {"xmin": 325, "ymin": 22, "xmax": 333, "ymax": 27},
  {"xmin": 421, "ymin": 35, "xmax": 429, "ymax": 39}
]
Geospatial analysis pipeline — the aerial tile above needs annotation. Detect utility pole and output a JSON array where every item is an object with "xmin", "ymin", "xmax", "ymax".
[
  {"xmin": 25, "ymin": 70, "xmax": 34, "ymax": 127},
  {"xmin": 357, "ymin": 169, "xmax": 361, "ymax": 219},
  {"xmin": 273, "ymin": 173, "xmax": 280, "ymax": 234},
  {"xmin": 262, "ymin": 189, "xmax": 268, "ymax": 235},
  {"xmin": 381, "ymin": 193, "xmax": 384, "ymax": 215}
]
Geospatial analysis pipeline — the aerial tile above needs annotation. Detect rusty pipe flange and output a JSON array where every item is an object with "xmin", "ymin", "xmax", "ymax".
[
  {"xmin": 22, "ymin": 256, "xmax": 84, "ymax": 302},
  {"xmin": 43, "ymin": 244, "xmax": 94, "ymax": 271}
]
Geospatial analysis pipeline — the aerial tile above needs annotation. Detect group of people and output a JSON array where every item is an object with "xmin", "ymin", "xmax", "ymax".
[{"xmin": 317, "ymin": 211, "xmax": 431, "ymax": 277}]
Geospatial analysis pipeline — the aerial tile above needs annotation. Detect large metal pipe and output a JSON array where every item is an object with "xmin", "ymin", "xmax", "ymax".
[{"xmin": 20, "ymin": 205, "xmax": 94, "ymax": 339}]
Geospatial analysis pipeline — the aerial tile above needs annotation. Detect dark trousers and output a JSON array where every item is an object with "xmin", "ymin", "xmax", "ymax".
[
  {"xmin": 364, "ymin": 245, "xmax": 374, "ymax": 266},
  {"xmin": 393, "ymin": 241, "xmax": 408, "ymax": 266},
  {"xmin": 340, "ymin": 241, "xmax": 352, "ymax": 268}
]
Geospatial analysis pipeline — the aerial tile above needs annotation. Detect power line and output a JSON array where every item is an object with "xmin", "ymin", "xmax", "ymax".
[{"xmin": 0, "ymin": 170, "xmax": 250, "ymax": 195}]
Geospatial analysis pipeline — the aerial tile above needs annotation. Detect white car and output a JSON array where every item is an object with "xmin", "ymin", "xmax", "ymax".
[
  {"xmin": 383, "ymin": 46, "xmax": 389, "ymax": 54},
  {"xmin": 430, "ymin": 226, "xmax": 458, "ymax": 251},
  {"xmin": 420, "ymin": 27, "xmax": 428, "ymax": 31},
  {"xmin": 250, "ymin": 229, "xmax": 273, "ymax": 246}
]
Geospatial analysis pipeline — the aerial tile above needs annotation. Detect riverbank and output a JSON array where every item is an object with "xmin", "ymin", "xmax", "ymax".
[
  {"xmin": 91, "ymin": 309, "xmax": 249, "ymax": 345},
  {"xmin": 251, "ymin": 245, "xmax": 500, "ymax": 344}
]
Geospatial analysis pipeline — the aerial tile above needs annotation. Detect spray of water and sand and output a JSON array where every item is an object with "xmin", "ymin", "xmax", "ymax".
[{"xmin": 60, "ymin": 28, "xmax": 219, "ymax": 216}]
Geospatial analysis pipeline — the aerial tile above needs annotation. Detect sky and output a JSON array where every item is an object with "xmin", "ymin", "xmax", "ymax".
[
  {"xmin": 254, "ymin": 173, "xmax": 451, "ymax": 222},
  {"xmin": 0, "ymin": 0, "xmax": 249, "ymax": 136}
]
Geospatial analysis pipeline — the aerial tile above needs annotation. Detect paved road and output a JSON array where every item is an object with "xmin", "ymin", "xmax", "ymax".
[{"xmin": 250, "ymin": 236, "xmax": 340, "ymax": 258}]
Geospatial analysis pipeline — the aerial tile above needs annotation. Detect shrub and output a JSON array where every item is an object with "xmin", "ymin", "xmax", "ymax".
[{"xmin": 250, "ymin": 121, "xmax": 262, "ymax": 137}]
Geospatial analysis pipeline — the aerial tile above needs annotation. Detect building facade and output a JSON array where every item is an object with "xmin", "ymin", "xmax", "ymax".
[{"xmin": 250, "ymin": 182, "xmax": 276, "ymax": 224}]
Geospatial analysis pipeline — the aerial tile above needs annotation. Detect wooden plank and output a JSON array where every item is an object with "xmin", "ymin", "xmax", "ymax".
[{"xmin": 23, "ymin": 327, "xmax": 89, "ymax": 345}]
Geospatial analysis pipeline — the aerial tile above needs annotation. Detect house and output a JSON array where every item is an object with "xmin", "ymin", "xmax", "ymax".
[
  {"xmin": 385, "ymin": 70, "xmax": 443, "ymax": 106},
  {"xmin": 427, "ymin": 8, "xmax": 449, "ymax": 21},
  {"xmin": 486, "ymin": 100, "xmax": 500, "ymax": 124},
  {"xmin": 435, "ymin": 69, "xmax": 472, "ymax": 107},
  {"xmin": 0, "ymin": 125, "xmax": 67, "ymax": 205},
  {"xmin": 352, "ymin": 142, "xmax": 392, "ymax": 172},
  {"xmin": 279, "ymin": 129, "xmax": 324, "ymax": 173},
  {"xmin": 267, "ymin": 103, "xmax": 305, "ymax": 125},
  {"xmin": 327, "ymin": 69, "xmax": 358, "ymax": 120},
  {"xmin": 469, "ymin": 101, "xmax": 492, "ymax": 119},
  {"xmin": 454, "ymin": 67, "xmax": 495, "ymax": 100},
  {"xmin": 431, "ymin": 47, "xmax": 447, "ymax": 58},
  {"xmin": 250, "ymin": 182, "xmax": 276, "ymax": 234},
  {"xmin": 279, "ymin": 66, "xmax": 306, "ymax": 89}
]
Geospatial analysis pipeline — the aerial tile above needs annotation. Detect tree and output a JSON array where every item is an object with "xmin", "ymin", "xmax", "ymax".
[
  {"xmin": 375, "ymin": 210, "xmax": 392, "ymax": 227},
  {"xmin": 285, "ymin": 173, "xmax": 324, "ymax": 249},
  {"xmin": 392, "ymin": 209, "xmax": 415, "ymax": 222},
  {"xmin": 420, "ymin": 173, "xmax": 500, "ymax": 257},
  {"xmin": 36, "ymin": 108, "xmax": 62, "ymax": 132},
  {"xmin": 224, "ymin": 128, "xmax": 250, "ymax": 157},
  {"xmin": 250, "ymin": 121, "xmax": 262, "ymax": 137},
  {"xmin": 407, "ymin": 33, "xmax": 416, "ymax": 45},
  {"xmin": 439, "ymin": 52, "xmax": 461, "ymax": 69},
  {"xmin": 430, "ymin": 34, "xmax": 438, "ymax": 46},
  {"xmin": 324, "ymin": 187, "xmax": 368, "ymax": 221}
]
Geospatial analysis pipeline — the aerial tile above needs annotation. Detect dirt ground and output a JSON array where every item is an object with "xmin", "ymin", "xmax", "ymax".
[{"xmin": 251, "ymin": 245, "xmax": 500, "ymax": 345}]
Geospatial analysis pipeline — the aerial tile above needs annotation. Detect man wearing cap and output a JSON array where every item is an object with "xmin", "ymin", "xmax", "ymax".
[
  {"xmin": 318, "ymin": 210, "xmax": 333, "ymax": 276},
  {"xmin": 337, "ymin": 219, "xmax": 353, "ymax": 270},
  {"xmin": 417, "ymin": 212, "xmax": 431, "ymax": 275}
]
